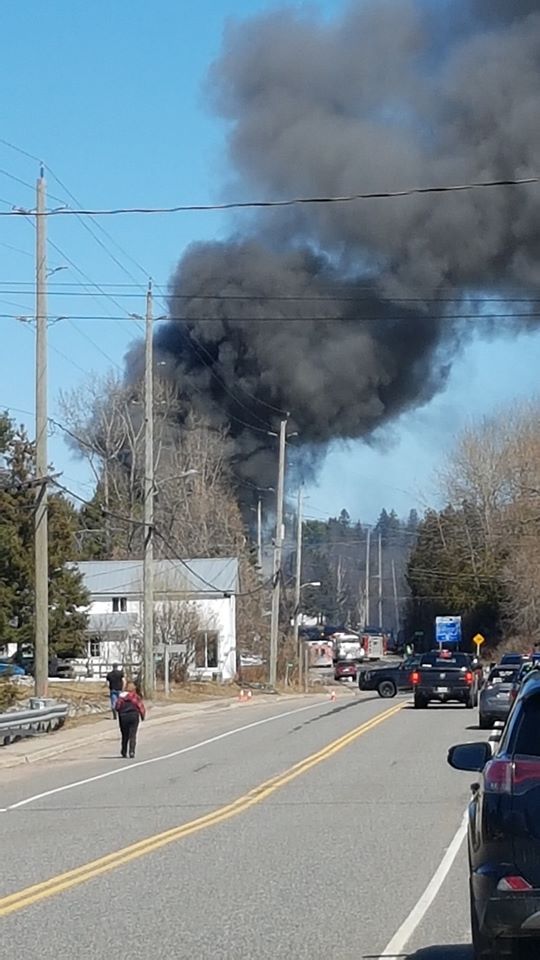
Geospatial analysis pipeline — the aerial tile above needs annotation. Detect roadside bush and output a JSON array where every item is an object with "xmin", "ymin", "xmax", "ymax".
[{"xmin": 0, "ymin": 679, "xmax": 18, "ymax": 711}]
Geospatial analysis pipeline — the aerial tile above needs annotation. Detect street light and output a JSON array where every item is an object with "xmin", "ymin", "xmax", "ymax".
[{"xmin": 294, "ymin": 580, "xmax": 321, "ymax": 691}]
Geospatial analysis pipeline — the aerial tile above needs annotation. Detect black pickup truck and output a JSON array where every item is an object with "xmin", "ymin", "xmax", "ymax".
[
  {"xmin": 358, "ymin": 656, "xmax": 421, "ymax": 698},
  {"xmin": 412, "ymin": 651, "xmax": 479, "ymax": 709}
]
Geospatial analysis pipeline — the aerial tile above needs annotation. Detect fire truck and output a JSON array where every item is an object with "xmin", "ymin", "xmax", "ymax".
[{"xmin": 360, "ymin": 628, "xmax": 388, "ymax": 661}]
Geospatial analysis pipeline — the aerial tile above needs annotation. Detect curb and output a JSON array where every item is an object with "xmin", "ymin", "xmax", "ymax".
[{"xmin": 0, "ymin": 692, "xmax": 324, "ymax": 770}]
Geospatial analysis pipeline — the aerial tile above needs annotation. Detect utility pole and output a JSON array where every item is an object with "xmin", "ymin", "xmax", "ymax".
[
  {"xmin": 364, "ymin": 526, "xmax": 371, "ymax": 628},
  {"xmin": 34, "ymin": 169, "xmax": 48, "ymax": 698},
  {"xmin": 293, "ymin": 486, "xmax": 303, "ymax": 688},
  {"xmin": 257, "ymin": 497, "xmax": 263, "ymax": 571},
  {"xmin": 378, "ymin": 530, "xmax": 383, "ymax": 629},
  {"xmin": 142, "ymin": 282, "xmax": 154, "ymax": 698},
  {"xmin": 391, "ymin": 558, "xmax": 400, "ymax": 635},
  {"xmin": 269, "ymin": 418, "xmax": 287, "ymax": 688}
]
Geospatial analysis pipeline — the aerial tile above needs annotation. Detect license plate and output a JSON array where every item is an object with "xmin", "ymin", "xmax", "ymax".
[{"xmin": 436, "ymin": 687, "xmax": 449, "ymax": 693}]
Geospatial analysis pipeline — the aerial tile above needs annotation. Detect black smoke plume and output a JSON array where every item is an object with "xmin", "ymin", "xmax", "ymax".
[{"xmin": 147, "ymin": 0, "xmax": 540, "ymax": 504}]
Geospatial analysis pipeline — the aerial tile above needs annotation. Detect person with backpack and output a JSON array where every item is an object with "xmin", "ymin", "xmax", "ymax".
[{"xmin": 116, "ymin": 680, "xmax": 146, "ymax": 759}]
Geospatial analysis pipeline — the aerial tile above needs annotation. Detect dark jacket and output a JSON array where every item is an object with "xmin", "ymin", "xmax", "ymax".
[
  {"xmin": 106, "ymin": 668, "xmax": 124, "ymax": 692},
  {"xmin": 116, "ymin": 691, "xmax": 145, "ymax": 721}
]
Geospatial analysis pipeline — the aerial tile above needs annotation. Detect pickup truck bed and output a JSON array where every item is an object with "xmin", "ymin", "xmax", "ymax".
[{"xmin": 412, "ymin": 652, "xmax": 479, "ymax": 709}]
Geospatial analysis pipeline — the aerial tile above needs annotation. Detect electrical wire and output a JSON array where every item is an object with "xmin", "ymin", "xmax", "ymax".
[
  {"xmin": 1, "ymin": 311, "xmax": 539, "ymax": 323},
  {"xmin": 40, "ymin": 159, "xmax": 285, "ymax": 419},
  {"xmin": 4, "ymin": 287, "xmax": 540, "ymax": 305},
  {"xmin": 0, "ymin": 173, "xmax": 536, "ymax": 217}
]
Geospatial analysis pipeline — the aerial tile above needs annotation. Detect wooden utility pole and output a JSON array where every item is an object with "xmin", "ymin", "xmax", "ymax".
[
  {"xmin": 378, "ymin": 531, "xmax": 383, "ymax": 629},
  {"xmin": 34, "ymin": 169, "xmax": 48, "ymax": 698},
  {"xmin": 391, "ymin": 558, "xmax": 400, "ymax": 634},
  {"xmin": 364, "ymin": 526, "xmax": 371, "ymax": 627},
  {"xmin": 293, "ymin": 487, "xmax": 304, "ymax": 688},
  {"xmin": 142, "ymin": 282, "xmax": 154, "ymax": 698},
  {"xmin": 269, "ymin": 418, "xmax": 287, "ymax": 688},
  {"xmin": 257, "ymin": 497, "xmax": 263, "ymax": 571}
]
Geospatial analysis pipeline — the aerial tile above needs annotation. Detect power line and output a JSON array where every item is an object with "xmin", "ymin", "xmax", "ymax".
[
  {"xmin": 40, "ymin": 159, "xmax": 281, "ymax": 420},
  {"xmin": 47, "ymin": 236, "xmax": 145, "ymax": 338},
  {"xmin": 4, "ymin": 286, "xmax": 540, "ymax": 305},
  {"xmin": 0, "ymin": 241, "xmax": 32, "ymax": 258},
  {"xmin": 0, "ymin": 136, "xmax": 42, "ymax": 164},
  {"xmin": 1, "ymin": 311, "xmax": 539, "ymax": 323},
  {"xmin": 14, "ymin": 206, "xmax": 133, "ymax": 371},
  {"xmin": 0, "ymin": 174, "xmax": 536, "ymax": 217}
]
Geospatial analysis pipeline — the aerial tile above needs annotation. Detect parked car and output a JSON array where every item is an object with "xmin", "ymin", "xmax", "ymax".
[
  {"xmin": 0, "ymin": 661, "xmax": 25, "ymax": 677},
  {"xmin": 478, "ymin": 666, "xmax": 518, "ymax": 729},
  {"xmin": 334, "ymin": 660, "xmax": 357, "ymax": 682},
  {"xmin": 4, "ymin": 655, "xmax": 74, "ymax": 679},
  {"xmin": 358, "ymin": 655, "xmax": 421, "ymax": 698},
  {"xmin": 412, "ymin": 651, "xmax": 479, "ymax": 709},
  {"xmin": 448, "ymin": 671, "xmax": 540, "ymax": 958},
  {"xmin": 509, "ymin": 662, "xmax": 540, "ymax": 708}
]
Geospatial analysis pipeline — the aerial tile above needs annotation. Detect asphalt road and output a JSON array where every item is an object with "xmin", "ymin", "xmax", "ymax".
[{"xmin": 0, "ymin": 689, "xmax": 483, "ymax": 959}]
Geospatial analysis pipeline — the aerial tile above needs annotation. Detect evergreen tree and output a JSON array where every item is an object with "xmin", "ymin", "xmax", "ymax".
[
  {"xmin": 0, "ymin": 414, "xmax": 89, "ymax": 657},
  {"xmin": 404, "ymin": 506, "xmax": 506, "ymax": 647}
]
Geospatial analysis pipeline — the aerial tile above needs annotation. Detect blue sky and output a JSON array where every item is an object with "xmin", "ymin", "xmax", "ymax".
[{"xmin": 1, "ymin": 0, "xmax": 539, "ymax": 524}]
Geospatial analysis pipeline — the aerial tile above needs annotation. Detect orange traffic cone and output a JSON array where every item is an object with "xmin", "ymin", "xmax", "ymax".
[
  {"xmin": 238, "ymin": 689, "xmax": 247, "ymax": 702},
  {"xmin": 329, "ymin": 690, "xmax": 336, "ymax": 702},
  {"xmin": 247, "ymin": 690, "xmax": 253, "ymax": 701}
]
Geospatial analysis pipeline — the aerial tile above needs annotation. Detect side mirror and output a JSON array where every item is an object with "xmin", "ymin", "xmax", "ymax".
[{"xmin": 448, "ymin": 741, "xmax": 491, "ymax": 772}]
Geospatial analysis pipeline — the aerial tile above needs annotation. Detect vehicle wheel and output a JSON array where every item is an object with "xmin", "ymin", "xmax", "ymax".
[
  {"xmin": 465, "ymin": 693, "xmax": 475, "ymax": 709},
  {"xmin": 414, "ymin": 694, "xmax": 427, "ymax": 709},
  {"xmin": 478, "ymin": 715, "xmax": 492, "ymax": 730},
  {"xmin": 378, "ymin": 680, "xmax": 397, "ymax": 699}
]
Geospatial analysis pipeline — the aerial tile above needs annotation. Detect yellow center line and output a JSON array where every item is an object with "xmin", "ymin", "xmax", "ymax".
[{"xmin": 0, "ymin": 701, "xmax": 403, "ymax": 917}]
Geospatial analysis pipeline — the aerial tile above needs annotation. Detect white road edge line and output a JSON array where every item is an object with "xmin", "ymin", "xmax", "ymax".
[
  {"xmin": 379, "ymin": 809, "xmax": 468, "ymax": 958},
  {"xmin": 4, "ymin": 697, "xmax": 349, "ymax": 812}
]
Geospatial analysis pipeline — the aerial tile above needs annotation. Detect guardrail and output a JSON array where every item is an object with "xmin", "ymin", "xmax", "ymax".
[{"xmin": 0, "ymin": 699, "xmax": 69, "ymax": 747}]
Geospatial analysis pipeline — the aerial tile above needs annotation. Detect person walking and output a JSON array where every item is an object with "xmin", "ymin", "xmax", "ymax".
[
  {"xmin": 106, "ymin": 663, "xmax": 124, "ymax": 717},
  {"xmin": 116, "ymin": 681, "xmax": 146, "ymax": 759}
]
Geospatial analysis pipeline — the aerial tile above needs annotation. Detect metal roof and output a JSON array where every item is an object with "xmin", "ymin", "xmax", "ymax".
[{"xmin": 72, "ymin": 557, "xmax": 239, "ymax": 597}]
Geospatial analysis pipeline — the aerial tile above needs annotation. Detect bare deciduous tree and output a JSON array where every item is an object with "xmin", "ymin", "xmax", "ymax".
[{"xmin": 439, "ymin": 400, "xmax": 540, "ymax": 642}]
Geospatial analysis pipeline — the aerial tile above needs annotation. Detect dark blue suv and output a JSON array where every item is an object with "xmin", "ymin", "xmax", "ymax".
[{"xmin": 449, "ymin": 672, "xmax": 540, "ymax": 958}]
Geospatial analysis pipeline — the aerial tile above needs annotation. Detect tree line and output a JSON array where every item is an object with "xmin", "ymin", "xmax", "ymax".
[
  {"xmin": 405, "ymin": 400, "xmax": 540, "ymax": 651},
  {"xmin": 3, "ymin": 369, "xmax": 537, "ymax": 661}
]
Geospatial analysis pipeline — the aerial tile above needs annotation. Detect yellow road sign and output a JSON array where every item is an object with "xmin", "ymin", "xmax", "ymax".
[{"xmin": 473, "ymin": 633, "xmax": 485, "ymax": 647}]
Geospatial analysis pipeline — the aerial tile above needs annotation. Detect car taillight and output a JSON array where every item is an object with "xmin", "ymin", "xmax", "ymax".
[
  {"xmin": 497, "ymin": 876, "xmax": 533, "ymax": 892},
  {"xmin": 484, "ymin": 759, "xmax": 540, "ymax": 796},
  {"xmin": 465, "ymin": 671, "xmax": 473, "ymax": 685},
  {"xmin": 411, "ymin": 671, "xmax": 420, "ymax": 685},
  {"xmin": 484, "ymin": 759, "xmax": 513, "ymax": 794},
  {"xmin": 510, "ymin": 687, "xmax": 518, "ymax": 701},
  {"xmin": 512, "ymin": 760, "xmax": 540, "ymax": 795}
]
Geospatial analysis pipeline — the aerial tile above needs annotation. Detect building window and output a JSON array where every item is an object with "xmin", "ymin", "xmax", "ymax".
[
  {"xmin": 112, "ymin": 597, "xmax": 127, "ymax": 613},
  {"xmin": 194, "ymin": 632, "xmax": 219, "ymax": 669},
  {"xmin": 89, "ymin": 638, "xmax": 101, "ymax": 658}
]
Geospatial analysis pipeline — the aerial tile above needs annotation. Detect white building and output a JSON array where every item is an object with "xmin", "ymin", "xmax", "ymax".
[{"xmin": 72, "ymin": 557, "xmax": 238, "ymax": 681}]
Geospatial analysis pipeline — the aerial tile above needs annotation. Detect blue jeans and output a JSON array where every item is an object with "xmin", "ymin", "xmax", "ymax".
[{"xmin": 110, "ymin": 690, "xmax": 121, "ymax": 711}]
